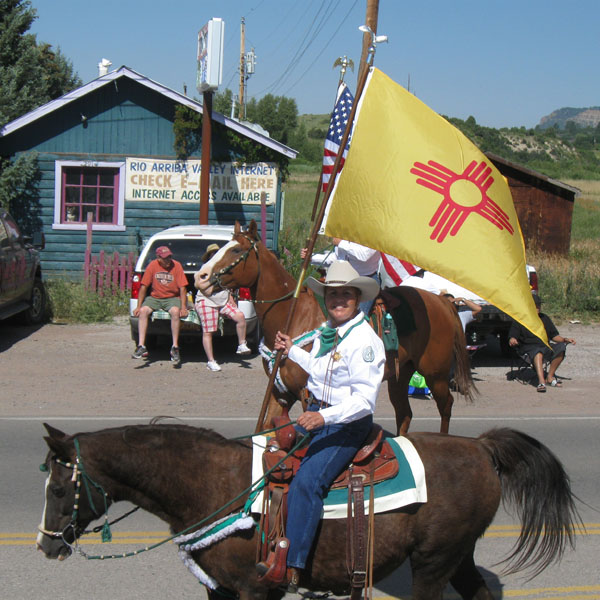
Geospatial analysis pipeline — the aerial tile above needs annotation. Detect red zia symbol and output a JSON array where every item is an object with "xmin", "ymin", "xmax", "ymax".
[{"xmin": 410, "ymin": 160, "xmax": 514, "ymax": 243}]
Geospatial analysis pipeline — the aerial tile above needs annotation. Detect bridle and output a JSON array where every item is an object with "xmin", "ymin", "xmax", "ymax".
[
  {"xmin": 211, "ymin": 233, "xmax": 259, "ymax": 291},
  {"xmin": 210, "ymin": 234, "xmax": 295, "ymax": 305},
  {"xmin": 38, "ymin": 438, "xmax": 115, "ymax": 549}
]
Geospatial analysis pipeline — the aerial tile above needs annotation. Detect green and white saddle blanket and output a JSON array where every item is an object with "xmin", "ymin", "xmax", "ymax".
[{"xmin": 250, "ymin": 433, "xmax": 427, "ymax": 518}]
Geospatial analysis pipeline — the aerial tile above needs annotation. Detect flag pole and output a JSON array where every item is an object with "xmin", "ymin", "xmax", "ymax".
[{"xmin": 254, "ymin": 61, "xmax": 373, "ymax": 433}]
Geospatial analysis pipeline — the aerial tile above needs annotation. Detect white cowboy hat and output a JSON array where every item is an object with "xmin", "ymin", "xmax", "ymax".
[{"xmin": 305, "ymin": 260, "xmax": 380, "ymax": 301}]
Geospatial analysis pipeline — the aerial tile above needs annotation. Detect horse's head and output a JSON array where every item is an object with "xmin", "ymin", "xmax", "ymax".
[
  {"xmin": 36, "ymin": 424, "xmax": 112, "ymax": 560},
  {"xmin": 194, "ymin": 220, "xmax": 261, "ymax": 295}
]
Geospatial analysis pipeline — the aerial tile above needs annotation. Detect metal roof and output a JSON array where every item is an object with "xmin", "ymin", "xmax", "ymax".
[{"xmin": 0, "ymin": 66, "xmax": 298, "ymax": 159}]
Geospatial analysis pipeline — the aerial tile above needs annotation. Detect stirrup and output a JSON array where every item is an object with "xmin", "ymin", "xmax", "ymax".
[{"xmin": 256, "ymin": 537, "xmax": 290, "ymax": 587}]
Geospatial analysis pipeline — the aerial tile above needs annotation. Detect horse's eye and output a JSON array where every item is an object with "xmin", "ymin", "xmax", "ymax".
[{"xmin": 49, "ymin": 483, "xmax": 66, "ymax": 498}]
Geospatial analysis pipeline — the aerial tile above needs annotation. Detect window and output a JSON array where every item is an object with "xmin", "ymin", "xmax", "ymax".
[{"xmin": 53, "ymin": 161, "xmax": 125, "ymax": 231}]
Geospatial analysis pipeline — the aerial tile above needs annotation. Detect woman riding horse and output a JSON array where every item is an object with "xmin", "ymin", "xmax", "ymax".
[{"xmin": 257, "ymin": 261, "xmax": 386, "ymax": 589}]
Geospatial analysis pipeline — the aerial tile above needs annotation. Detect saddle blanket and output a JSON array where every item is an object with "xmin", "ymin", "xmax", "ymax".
[{"xmin": 251, "ymin": 434, "xmax": 427, "ymax": 519}]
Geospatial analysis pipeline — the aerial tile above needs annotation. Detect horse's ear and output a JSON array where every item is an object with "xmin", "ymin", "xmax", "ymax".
[
  {"xmin": 234, "ymin": 221, "xmax": 242, "ymax": 234},
  {"xmin": 44, "ymin": 423, "xmax": 67, "ymax": 440},
  {"xmin": 247, "ymin": 220, "xmax": 257, "ymax": 237},
  {"xmin": 43, "ymin": 436, "xmax": 72, "ymax": 460}
]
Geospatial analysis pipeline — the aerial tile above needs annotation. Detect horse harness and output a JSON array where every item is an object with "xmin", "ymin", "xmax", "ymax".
[
  {"xmin": 211, "ymin": 233, "xmax": 259, "ymax": 292},
  {"xmin": 258, "ymin": 415, "xmax": 398, "ymax": 598}
]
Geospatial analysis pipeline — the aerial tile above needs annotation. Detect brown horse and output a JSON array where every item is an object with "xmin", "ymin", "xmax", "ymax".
[
  {"xmin": 195, "ymin": 220, "xmax": 474, "ymax": 434},
  {"xmin": 37, "ymin": 423, "xmax": 580, "ymax": 600}
]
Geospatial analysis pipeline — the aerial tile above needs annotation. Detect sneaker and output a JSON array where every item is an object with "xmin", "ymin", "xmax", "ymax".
[
  {"xmin": 236, "ymin": 342, "xmax": 251, "ymax": 355},
  {"xmin": 170, "ymin": 346, "xmax": 181, "ymax": 364},
  {"xmin": 207, "ymin": 360, "xmax": 221, "ymax": 372},
  {"xmin": 132, "ymin": 345, "xmax": 148, "ymax": 359}
]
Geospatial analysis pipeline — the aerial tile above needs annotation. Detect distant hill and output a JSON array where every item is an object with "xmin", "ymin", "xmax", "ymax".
[
  {"xmin": 538, "ymin": 107, "xmax": 600, "ymax": 129},
  {"xmin": 293, "ymin": 111, "xmax": 600, "ymax": 179}
]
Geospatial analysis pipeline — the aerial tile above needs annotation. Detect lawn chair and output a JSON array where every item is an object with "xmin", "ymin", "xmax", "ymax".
[{"xmin": 508, "ymin": 347, "xmax": 549, "ymax": 385}]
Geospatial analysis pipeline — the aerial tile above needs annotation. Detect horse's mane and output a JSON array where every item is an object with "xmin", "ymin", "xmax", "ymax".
[{"xmin": 71, "ymin": 422, "xmax": 247, "ymax": 451}]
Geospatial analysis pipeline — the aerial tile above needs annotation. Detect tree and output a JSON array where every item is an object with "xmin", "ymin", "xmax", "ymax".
[
  {"xmin": 213, "ymin": 88, "xmax": 235, "ymax": 116},
  {"xmin": 0, "ymin": 0, "xmax": 80, "ymax": 128},
  {"xmin": 0, "ymin": 0, "xmax": 81, "ymax": 225},
  {"xmin": 245, "ymin": 94, "xmax": 298, "ymax": 145}
]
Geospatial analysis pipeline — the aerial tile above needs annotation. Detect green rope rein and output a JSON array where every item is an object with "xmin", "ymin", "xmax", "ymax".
[{"xmin": 44, "ymin": 421, "xmax": 307, "ymax": 561}]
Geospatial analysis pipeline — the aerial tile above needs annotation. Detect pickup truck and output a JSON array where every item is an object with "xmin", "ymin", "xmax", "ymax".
[
  {"xmin": 0, "ymin": 209, "xmax": 46, "ymax": 324},
  {"xmin": 129, "ymin": 224, "xmax": 259, "ymax": 350}
]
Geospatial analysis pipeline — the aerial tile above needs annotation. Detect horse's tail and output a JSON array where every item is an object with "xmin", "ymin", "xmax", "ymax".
[
  {"xmin": 451, "ymin": 311, "xmax": 476, "ymax": 401},
  {"xmin": 479, "ymin": 427, "xmax": 581, "ymax": 578}
]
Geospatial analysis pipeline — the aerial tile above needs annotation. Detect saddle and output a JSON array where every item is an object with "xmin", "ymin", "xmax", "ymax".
[
  {"xmin": 262, "ymin": 418, "xmax": 398, "ymax": 488},
  {"xmin": 257, "ymin": 415, "xmax": 398, "ymax": 595}
]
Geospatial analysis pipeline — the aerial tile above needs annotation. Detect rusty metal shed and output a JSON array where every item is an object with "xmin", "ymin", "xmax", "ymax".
[{"xmin": 486, "ymin": 152, "xmax": 580, "ymax": 256}]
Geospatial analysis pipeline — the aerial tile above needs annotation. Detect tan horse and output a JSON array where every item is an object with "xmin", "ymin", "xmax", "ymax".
[{"xmin": 195, "ymin": 221, "xmax": 474, "ymax": 435}]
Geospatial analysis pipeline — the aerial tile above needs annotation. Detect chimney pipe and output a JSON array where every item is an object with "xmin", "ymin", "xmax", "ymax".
[{"xmin": 98, "ymin": 58, "xmax": 112, "ymax": 77}]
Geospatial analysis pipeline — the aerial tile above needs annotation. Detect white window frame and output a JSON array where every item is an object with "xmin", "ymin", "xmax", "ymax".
[{"xmin": 52, "ymin": 160, "xmax": 126, "ymax": 231}]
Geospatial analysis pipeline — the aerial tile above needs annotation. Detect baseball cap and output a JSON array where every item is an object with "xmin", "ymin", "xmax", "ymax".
[{"xmin": 156, "ymin": 246, "xmax": 173, "ymax": 258}]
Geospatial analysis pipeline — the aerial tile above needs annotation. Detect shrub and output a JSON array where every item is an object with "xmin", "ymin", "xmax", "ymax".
[{"xmin": 46, "ymin": 279, "xmax": 129, "ymax": 323}]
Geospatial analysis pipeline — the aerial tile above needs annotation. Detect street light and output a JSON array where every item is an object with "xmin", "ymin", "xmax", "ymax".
[{"xmin": 358, "ymin": 24, "xmax": 388, "ymax": 50}]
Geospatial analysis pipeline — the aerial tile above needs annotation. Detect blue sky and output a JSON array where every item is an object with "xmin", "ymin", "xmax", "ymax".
[{"xmin": 30, "ymin": 0, "xmax": 600, "ymax": 129}]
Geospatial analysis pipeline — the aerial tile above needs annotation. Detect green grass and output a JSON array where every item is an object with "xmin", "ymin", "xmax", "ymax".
[{"xmin": 46, "ymin": 280, "xmax": 130, "ymax": 323}]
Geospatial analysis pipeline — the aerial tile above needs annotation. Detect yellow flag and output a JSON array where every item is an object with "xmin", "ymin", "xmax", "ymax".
[{"xmin": 325, "ymin": 68, "xmax": 547, "ymax": 343}]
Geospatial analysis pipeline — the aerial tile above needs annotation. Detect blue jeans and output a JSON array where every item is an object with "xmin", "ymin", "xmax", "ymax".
[{"xmin": 286, "ymin": 405, "xmax": 373, "ymax": 569}]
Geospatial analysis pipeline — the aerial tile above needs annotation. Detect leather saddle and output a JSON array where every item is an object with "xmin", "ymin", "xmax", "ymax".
[{"xmin": 262, "ymin": 417, "xmax": 399, "ymax": 489}]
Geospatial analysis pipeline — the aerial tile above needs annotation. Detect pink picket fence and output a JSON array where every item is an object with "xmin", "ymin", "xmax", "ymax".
[{"xmin": 84, "ymin": 249, "xmax": 137, "ymax": 295}]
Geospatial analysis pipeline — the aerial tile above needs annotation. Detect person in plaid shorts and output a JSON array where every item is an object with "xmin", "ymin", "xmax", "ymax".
[{"xmin": 194, "ymin": 244, "xmax": 251, "ymax": 372}]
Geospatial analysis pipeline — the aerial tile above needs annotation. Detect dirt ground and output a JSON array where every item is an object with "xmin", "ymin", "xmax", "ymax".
[{"xmin": 1, "ymin": 317, "xmax": 599, "ymax": 420}]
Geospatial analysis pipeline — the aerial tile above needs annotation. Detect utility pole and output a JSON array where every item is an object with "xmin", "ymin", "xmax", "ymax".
[
  {"xmin": 357, "ymin": 0, "xmax": 380, "ymax": 85},
  {"xmin": 238, "ymin": 17, "xmax": 246, "ymax": 120}
]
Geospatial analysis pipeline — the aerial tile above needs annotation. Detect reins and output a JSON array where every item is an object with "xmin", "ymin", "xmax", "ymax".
[{"xmin": 40, "ymin": 422, "xmax": 307, "ymax": 561}]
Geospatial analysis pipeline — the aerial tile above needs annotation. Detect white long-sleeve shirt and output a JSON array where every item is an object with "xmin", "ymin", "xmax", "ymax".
[
  {"xmin": 312, "ymin": 241, "xmax": 380, "ymax": 277},
  {"xmin": 288, "ymin": 312, "xmax": 385, "ymax": 425}
]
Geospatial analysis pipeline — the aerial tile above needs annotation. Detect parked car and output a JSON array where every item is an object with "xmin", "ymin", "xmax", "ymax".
[
  {"xmin": 129, "ymin": 225, "xmax": 260, "ymax": 350},
  {"xmin": 0, "ymin": 209, "xmax": 46, "ymax": 324}
]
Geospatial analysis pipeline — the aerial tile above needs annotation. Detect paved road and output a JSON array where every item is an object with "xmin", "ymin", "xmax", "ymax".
[
  {"xmin": 1, "ymin": 320, "xmax": 600, "ymax": 598},
  {"xmin": 2, "ymin": 416, "xmax": 599, "ymax": 600}
]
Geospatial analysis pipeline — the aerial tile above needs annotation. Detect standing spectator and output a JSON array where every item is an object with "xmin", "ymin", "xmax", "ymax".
[
  {"xmin": 194, "ymin": 244, "xmax": 251, "ymax": 372},
  {"xmin": 132, "ymin": 246, "xmax": 188, "ymax": 364},
  {"xmin": 508, "ymin": 295, "xmax": 576, "ymax": 393},
  {"xmin": 442, "ymin": 293, "xmax": 482, "ymax": 332}
]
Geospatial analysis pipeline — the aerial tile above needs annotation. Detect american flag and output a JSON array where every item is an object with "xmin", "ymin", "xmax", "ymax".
[
  {"xmin": 321, "ymin": 83, "xmax": 354, "ymax": 193},
  {"xmin": 380, "ymin": 253, "xmax": 420, "ymax": 286}
]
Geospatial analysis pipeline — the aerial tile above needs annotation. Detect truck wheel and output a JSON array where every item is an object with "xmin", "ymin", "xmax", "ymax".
[{"xmin": 25, "ymin": 279, "xmax": 47, "ymax": 324}]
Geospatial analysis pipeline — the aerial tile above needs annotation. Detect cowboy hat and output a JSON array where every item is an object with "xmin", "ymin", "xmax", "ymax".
[
  {"xmin": 305, "ymin": 260, "xmax": 380, "ymax": 301},
  {"xmin": 201, "ymin": 243, "xmax": 220, "ymax": 263}
]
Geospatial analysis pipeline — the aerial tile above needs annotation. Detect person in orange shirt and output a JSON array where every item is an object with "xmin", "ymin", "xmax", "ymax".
[{"xmin": 132, "ymin": 246, "xmax": 189, "ymax": 364}]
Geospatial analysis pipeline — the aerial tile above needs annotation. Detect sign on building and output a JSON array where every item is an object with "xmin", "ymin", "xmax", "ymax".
[
  {"xmin": 197, "ymin": 18, "xmax": 224, "ymax": 92},
  {"xmin": 125, "ymin": 159, "xmax": 277, "ymax": 204}
]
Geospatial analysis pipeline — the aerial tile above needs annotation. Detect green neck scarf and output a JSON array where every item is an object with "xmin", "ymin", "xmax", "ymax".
[{"xmin": 315, "ymin": 316, "xmax": 365, "ymax": 358}]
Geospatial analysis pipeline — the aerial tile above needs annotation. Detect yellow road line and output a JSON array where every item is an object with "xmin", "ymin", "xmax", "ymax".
[{"xmin": 375, "ymin": 587, "xmax": 600, "ymax": 600}]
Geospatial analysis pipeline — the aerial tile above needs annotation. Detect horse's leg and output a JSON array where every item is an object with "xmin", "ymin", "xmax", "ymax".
[
  {"xmin": 449, "ymin": 549, "xmax": 495, "ymax": 599},
  {"xmin": 428, "ymin": 376, "xmax": 454, "ymax": 434},
  {"xmin": 385, "ymin": 355, "xmax": 414, "ymax": 435}
]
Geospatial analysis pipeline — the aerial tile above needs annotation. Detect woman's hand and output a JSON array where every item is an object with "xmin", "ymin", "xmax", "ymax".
[
  {"xmin": 297, "ymin": 411, "xmax": 325, "ymax": 431},
  {"xmin": 274, "ymin": 331, "xmax": 292, "ymax": 354}
]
